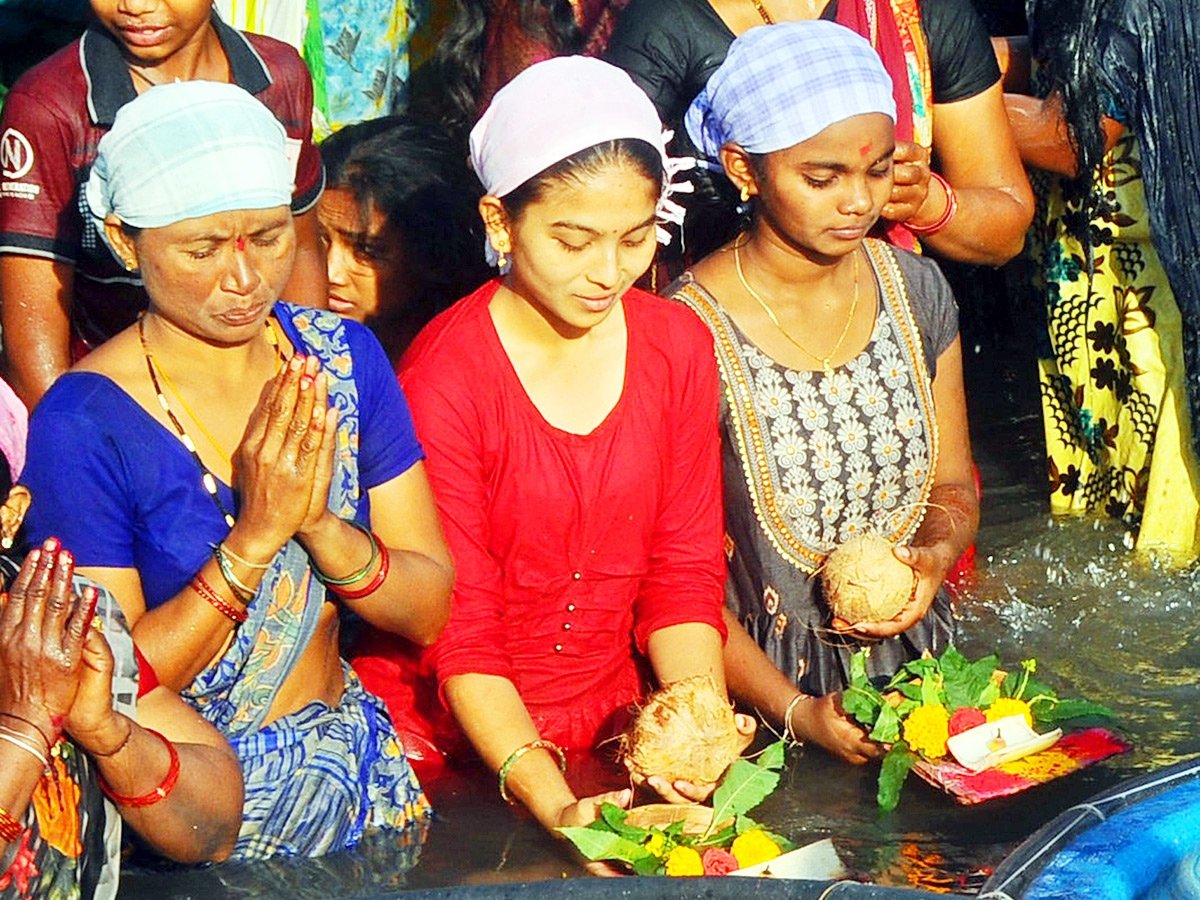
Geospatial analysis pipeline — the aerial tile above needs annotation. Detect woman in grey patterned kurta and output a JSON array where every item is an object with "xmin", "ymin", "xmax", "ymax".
[{"xmin": 670, "ymin": 22, "xmax": 979, "ymax": 763}]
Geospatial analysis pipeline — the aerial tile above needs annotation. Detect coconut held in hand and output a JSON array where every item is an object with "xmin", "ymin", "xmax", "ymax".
[
  {"xmin": 621, "ymin": 676, "xmax": 752, "ymax": 785},
  {"xmin": 821, "ymin": 534, "xmax": 916, "ymax": 625}
]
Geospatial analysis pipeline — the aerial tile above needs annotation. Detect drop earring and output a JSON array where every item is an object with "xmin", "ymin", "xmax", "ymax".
[
  {"xmin": 495, "ymin": 238, "xmax": 511, "ymax": 270},
  {"xmin": 739, "ymin": 185, "xmax": 751, "ymax": 203}
]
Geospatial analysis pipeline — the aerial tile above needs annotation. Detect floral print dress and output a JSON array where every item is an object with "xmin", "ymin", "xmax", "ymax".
[
  {"xmin": 1034, "ymin": 128, "xmax": 1200, "ymax": 565},
  {"xmin": 671, "ymin": 239, "xmax": 958, "ymax": 695}
]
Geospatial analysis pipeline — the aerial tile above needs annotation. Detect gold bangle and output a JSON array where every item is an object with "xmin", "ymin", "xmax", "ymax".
[{"xmin": 498, "ymin": 740, "xmax": 566, "ymax": 804}]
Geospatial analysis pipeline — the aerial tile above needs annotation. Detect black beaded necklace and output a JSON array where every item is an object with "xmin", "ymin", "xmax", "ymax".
[{"xmin": 138, "ymin": 316, "xmax": 282, "ymax": 528}]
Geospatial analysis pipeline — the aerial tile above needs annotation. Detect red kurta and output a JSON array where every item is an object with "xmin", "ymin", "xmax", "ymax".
[{"xmin": 358, "ymin": 280, "xmax": 726, "ymax": 753}]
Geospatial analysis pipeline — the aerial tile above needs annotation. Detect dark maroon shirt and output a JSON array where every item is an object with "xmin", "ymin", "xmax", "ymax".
[{"xmin": 0, "ymin": 16, "xmax": 323, "ymax": 346}]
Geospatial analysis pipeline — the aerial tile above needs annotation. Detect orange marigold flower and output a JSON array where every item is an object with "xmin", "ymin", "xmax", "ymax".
[
  {"xmin": 986, "ymin": 697, "xmax": 1033, "ymax": 728},
  {"xmin": 731, "ymin": 829, "xmax": 781, "ymax": 869},
  {"xmin": 903, "ymin": 704, "xmax": 950, "ymax": 759},
  {"xmin": 665, "ymin": 845, "xmax": 703, "ymax": 876}
]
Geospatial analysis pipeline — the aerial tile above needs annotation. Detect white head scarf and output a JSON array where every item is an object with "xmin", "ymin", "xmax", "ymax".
[{"xmin": 468, "ymin": 56, "xmax": 691, "ymax": 252}]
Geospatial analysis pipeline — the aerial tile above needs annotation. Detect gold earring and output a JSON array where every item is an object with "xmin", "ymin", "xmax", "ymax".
[
  {"xmin": 495, "ymin": 238, "xmax": 511, "ymax": 270},
  {"xmin": 739, "ymin": 186, "xmax": 751, "ymax": 203}
]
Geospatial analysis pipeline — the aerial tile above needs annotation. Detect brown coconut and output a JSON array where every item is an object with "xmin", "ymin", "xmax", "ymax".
[
  {"xmin": 820, "ymin": 534, "xmax": 916, "ymax": 625},
  {"xmin": 620, "ymin": 675, "xmax": 751, "ymax": 785}
]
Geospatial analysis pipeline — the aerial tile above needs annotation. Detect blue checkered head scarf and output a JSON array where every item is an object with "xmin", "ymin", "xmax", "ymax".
[
  {"xmin": 685, "ymin": 21, "xmax": 896, "ymax": 163},
  {"xmin": 86, "ymin": 81, "xmax": 293, "ymax": 242}
]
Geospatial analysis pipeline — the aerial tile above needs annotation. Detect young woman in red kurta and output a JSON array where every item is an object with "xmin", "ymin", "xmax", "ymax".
[{"xmin": 352, "ymin": 57, "xmax": 751, "ymax": 866}]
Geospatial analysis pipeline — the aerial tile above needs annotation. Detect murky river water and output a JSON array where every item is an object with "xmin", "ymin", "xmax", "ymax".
[{"xmin": 120, "ymin": 275, "xmax": 1200, "ymax": 898}]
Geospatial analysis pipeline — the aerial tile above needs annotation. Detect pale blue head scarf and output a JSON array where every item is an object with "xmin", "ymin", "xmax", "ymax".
[
  {"xmin": 85, "ymin": 81, "xmax": 293, "ymax": 242},
  {"xmin": 685, "ymin": 21, "xmax": 896, "ymax": 163}
]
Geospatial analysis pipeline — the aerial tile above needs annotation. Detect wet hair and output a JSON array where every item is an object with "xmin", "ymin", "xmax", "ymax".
[
  {"xmin": 1027, "ymin": 0, "xmax": 1112, "ymax": 186},
  {"xmin": 320, "ymin": 116, "xmax": 490, "ymax": 326},
  {"xmin": 412, "ymin": 0, "xmax": 581, "ymax": 147},
  {"xmin": 498, "ymin": 138, "xmax": 663, "ymax": 219}
]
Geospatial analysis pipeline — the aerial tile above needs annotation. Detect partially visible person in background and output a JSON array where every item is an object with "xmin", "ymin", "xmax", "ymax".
[
  {"xmin": 215, "ymin": 0, "xmax": 425, "ymax": 136},
  {"xmin": 0, "ymin": 379, "xmax": 243, "ymax": 898},
  {"xmin": 605, "ymin": 0, "xmax": 1034, "ymax": 271},
  {"xmin": 1001, "ymin": 0, "xmax": 1200, "ymax": 564},
  {"xmin": 415, "ymin": 0, "xmax": 634, "ymax": 148},
  {"xmin": 0, "ymin": 0, "xmax": 325, "ymax": 409},
  {"xmin": 318, "ymin": 117, "xmax": 489, "ymax": 361}
]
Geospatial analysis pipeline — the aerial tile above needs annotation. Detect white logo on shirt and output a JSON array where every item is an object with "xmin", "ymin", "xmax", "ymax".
[{"xmin": 1, "ymin": 129, "xmax": 34, "ymax": 180}]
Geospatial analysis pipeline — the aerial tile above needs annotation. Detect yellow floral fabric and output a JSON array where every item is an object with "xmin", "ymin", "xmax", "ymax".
[{"xmin": 1035, "ymin": 132, "xmax": 1200, "ymax": 565}]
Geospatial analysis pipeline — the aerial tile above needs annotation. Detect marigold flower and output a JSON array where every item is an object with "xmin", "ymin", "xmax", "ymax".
[
  {"xmin": 665, "ymin": 845, "xmax": 703, "ymax": 876},
  {"xmin": 986, "ymin": 697, "xmax": 1033, "ymax": 728},
  {"xmin": 731, "ymin": 829, "xmax": 781, "ymax": 869},
  {"xmin": 948, "ymin": 707, "xmax": 986, "ymax": 737},
  {"xmin": 903, "ymin": 703, "xmax": 950, "ymax": 759},
  {"xmin": 645, "ymin": 832, "xmax": 667, "ymax": 858},
  {"xmin": 702, "ymin": 847, "xmax": 740, "ymax": 875}
]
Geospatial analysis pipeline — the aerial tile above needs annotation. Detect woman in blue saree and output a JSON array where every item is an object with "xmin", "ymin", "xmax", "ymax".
[{"xmin": 21, "ymin": 81, "xmax": 454, "ymax": 860}]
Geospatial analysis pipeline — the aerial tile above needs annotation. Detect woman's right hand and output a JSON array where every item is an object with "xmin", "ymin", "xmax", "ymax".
[
  {"xmin": 0, "ymin": 539, "xmax": 97, "ymax": 739},
  {"xmin": 231, "ymin": 354, "xmax": 336, "ymax": 557},
  {"xmin": 554, "ymin": 788, "xmax": 633, "ymax": 877},
  {"xmin": 788, "ymin": 693, "xmax": 883, "ymax": 765}
]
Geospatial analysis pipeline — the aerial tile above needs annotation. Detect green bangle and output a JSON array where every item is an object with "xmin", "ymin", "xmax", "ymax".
[
  {"xmin": 312, "ymin": 519, "xmax": 379, "ymax": 586},
  {"xmin": 214, "ymin": 545, "xmax": 256, "ymax": 603},
  {"xmin": 498, "ymin": 740, "xmax": 567, "ymax": 804}
]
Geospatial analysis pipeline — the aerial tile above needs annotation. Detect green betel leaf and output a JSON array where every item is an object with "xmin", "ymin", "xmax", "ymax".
[
  {"xmin": 869, "ymin": 702, "xmax": 902, "ymax": 744},
  {"xmin": 920, "ymin": 674, "xmax": 942, "ymax": 707},
  {"xmin": 735, "ymin": 814, "xmax": 760, "ymax": 834},
  {"xmin": 557, "ymin": 827, "xmax": 651, "ymax": 864},
  {"xmin": 1034, "ymin": 698, "xmax": 1115, "ymax": 725},
  {"xmin": 711, "ymin": 757, "xmax": 781, "ymax": 824},
  {"xmin": 757, "ymin": 739, "xmax": 786, "ymax": 770},
  {"xmin": 763, "ymin": 829, "xmax": 797, "ymax": 852},
  {"xmin": 876, "ymin": 742, "xmax": 918, "ymax": 811},
  {"xmin": 943, "ymin": 649, "xmax": 1000, "ymax": 712},
  {"xmin": 599, "ymin": 803, "xmax": 650, "ymax": 841},
  {"xmin": 633, "ymin": 855, "xmax": 663, "ymax": 876}
]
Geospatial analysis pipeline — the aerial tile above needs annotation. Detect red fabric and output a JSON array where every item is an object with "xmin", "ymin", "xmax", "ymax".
[
  {"xmin": 836, "ymin": 0, "xmax": 919, "ymax": 252},
  {"xmin": 134, "ymin": 645, "xmax": 159, "ymax": 698},
  {"xmin": 358, "ymin": 280, "xmax": 726, "ymax": 752}
]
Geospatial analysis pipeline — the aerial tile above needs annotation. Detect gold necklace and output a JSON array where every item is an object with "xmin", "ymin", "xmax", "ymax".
[
  {"xmin": 733, "ymin": 242, "xmax": 860, "ymax": 378},
  {"xmin": 748, "ymin": 0, "xmax": 775, "ymax": 24},
  {"xmin": 141, "ymin": 319, "xmax": 284, "ymax": 468}
]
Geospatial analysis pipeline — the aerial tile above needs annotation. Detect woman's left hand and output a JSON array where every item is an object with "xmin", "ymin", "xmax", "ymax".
[
  {"xmin": 844, "ymin": 543, "xmax": 953, "ymax": 640},
  {"xmin": 644, "ymin": 713, "xmax": 757, "ymax": 803},
  {"xmin": 881, "ymin": 141, "xmax": 932, "ymax": 224},
  {"xmin": 64, "ymin": 610, "xmax": 132, "ymax": 757}
]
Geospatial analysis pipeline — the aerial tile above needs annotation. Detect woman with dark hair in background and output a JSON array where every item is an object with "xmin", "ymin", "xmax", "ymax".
[
  {"xmin": 318, "ymin": 117, "xmax": 490, "ymax": 362},
  {"xmin": 1002, "ymin": 0, "xmax": 1200, "ymax": 564}
]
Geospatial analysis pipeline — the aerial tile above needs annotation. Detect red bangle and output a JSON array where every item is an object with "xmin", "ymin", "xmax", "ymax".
[
  {"xmin": 190, "ymin": 573, "xmax": 248, "ymax": 623},
  {"xmin": 326, "ymin": 537, "xmax": 389, "ymax": 600},
  {"xmin": 98, "ymin": 728, "xmax": 180, "ymax": 807},
  {"xmin": 0, "ymin": 804, "xmax": 21, "ymax": 843},
  {"xmin": 907, "ymin": 172, "xmax": 958, "ymax": 236}
]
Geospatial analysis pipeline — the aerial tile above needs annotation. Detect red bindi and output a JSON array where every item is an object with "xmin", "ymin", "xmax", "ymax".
[
  {"xmin": 859, "ymin": 142, "xmax": 872, "ymax": 158},
  {"xmin": 235, "ymin": 237, "xmax": 245, "ymax": 252}
]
